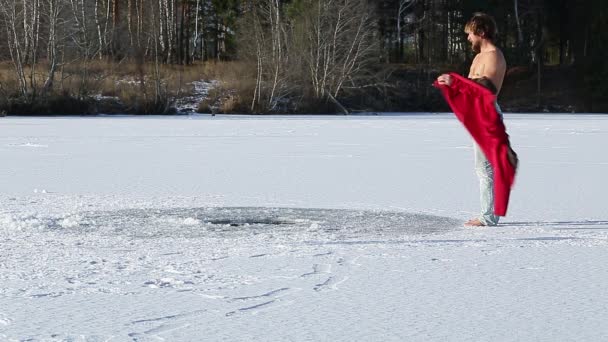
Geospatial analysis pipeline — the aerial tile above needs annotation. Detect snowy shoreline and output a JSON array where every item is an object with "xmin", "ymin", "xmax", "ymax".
[{"xmin": 4, "ymin": 110, "xmax": 606, "ymax": 118}]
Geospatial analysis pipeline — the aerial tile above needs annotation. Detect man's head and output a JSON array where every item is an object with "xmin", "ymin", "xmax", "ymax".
[{"xmin": 465, "ymin": 12, "xmax": 497, "ymax": 53}]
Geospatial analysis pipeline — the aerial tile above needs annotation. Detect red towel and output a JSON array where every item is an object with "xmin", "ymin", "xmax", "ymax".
[{"xmin": 433, "ymin": 72, "xmax": 516, "ymax": 216}]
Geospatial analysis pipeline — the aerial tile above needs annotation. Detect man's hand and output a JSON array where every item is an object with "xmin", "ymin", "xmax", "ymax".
[{"xmin": 436, "ymin": 74, "xmax": 453, "ymax": 86}]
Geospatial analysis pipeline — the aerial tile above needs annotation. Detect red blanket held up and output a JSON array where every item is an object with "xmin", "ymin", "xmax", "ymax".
[{"xmin": 433, "ymin": 72, "xmax": 516, "ymax": 216}]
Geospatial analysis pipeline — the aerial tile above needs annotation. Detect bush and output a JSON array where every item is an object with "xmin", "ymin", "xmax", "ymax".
[
  {"xmin": 0, "ymin": 93, "xmax": 91, "ymax": 115},
  {"xmin": 120, "ymin": 93, "xmax": 175, "ymax": 115}
]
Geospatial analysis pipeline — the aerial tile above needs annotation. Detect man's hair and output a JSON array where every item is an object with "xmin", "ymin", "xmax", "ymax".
[{"xmin": 465, "ymin": 12, "xmax": 497, "ymax": 41}]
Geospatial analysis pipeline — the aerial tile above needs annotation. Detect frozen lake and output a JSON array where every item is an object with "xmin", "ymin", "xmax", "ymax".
[{"xmin": 1, "ymin": 114, "xmax": 607, "ymax": 341}]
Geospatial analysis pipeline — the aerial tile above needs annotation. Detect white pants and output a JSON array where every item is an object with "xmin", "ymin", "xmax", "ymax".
[{"xmin": 473, "ymin": 103, "xmax": 503, "ymax": 226}]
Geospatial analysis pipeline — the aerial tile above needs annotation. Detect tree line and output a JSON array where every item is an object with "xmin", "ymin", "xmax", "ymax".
[
  {"xmin": 0, "ymin": 0, "xmax": 606, "ymax": 114},
  {"xmin": 376, "ymin": 0, "xmax": 607, "ymax": 111}
]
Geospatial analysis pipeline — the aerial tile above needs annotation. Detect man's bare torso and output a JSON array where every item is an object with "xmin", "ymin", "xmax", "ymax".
[{"xmin": 468, "ymin": 48, "xmax": 507, "ymax": 94}]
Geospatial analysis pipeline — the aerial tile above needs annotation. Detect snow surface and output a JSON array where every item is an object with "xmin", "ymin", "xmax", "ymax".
[{"xmin": 1, "ymin": 113, "xmax": 607, "ymax": 341}]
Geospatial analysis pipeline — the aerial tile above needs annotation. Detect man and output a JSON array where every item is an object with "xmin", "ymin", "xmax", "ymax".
[{"xmin": 436, "ymin": 12, "xmax": 515, "ymax": 227}]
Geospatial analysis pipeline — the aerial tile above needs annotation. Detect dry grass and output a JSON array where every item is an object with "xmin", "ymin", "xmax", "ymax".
[
  {"xmin": 0, "ymin": 59, "xmax": 322, "ymax": 114},
  {"xmin": 0, "ymin": 59, "xmax": 207, "ymax": 96},
  {"xmin": 0, "ymin": 59, "xmax": 262, "ymax": 114},
  {"xmin": 195, "ymin": 61, "xmax": 257, "ymax": 113}
]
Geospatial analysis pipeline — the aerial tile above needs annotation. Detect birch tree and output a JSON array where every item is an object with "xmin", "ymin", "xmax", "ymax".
[
  {"xmin": 397, "ymin": 0, "xmax": 416, "ymax": 62},
  {"xmin": 0, "ymin": 0, "xmax": 32, "ymax": 96},
  {"xmin": 297, "ymin": 0, "xmax": 378, "ymax": 100},
  {"xmin": 69, "ymin": 0, "xmax": 94, "ymax": 58},
  {"xmin": 239, "ymin": 0, "xmax": 289, "ymax": 112},
  {"xmin": 42, "ymin": 0, "xmax": 67, "ymax": 93}
]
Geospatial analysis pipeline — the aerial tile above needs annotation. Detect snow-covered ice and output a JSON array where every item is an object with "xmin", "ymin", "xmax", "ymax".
[{"xmin": 1, "ymin": 114, "xmax": 607, "ymax": 341}]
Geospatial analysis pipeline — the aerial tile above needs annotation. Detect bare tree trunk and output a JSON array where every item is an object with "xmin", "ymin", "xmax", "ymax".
[
  {"xmin": 159, "ymin": 0, "xmax": 175, "ymax": 62},
  {"xmin": 103, "ymin": 0, "xmax": 111, "ymax": 55},
  {"xmin": 267, "ymin": 0, "xmax": 282, "ymax": 108},
  {"xmin": 95, "ymin": 0, "xmax": 104, "ymax": 59},
  {"xmin": 184, "ymin": 1, "xmax": 190, "ymax": 64},
  {"xmin": 159, "ymin": 0, "xmax": 166, "ymax": 55},
  {"xmin": 43, "ymin": 0, "xmax": 62, "ymax": 93},
  {"xmin": 137, "ymin": 0, "xmax": 144, "ymax": 49},
  {"xmin": 151, "ymin": 2, "xmax": 162, "ymax": 102},
  {"xmin": 168, "ymin": 0, "xmax": 175, "ymax": 62},
  {"xmin": 514, "ymin": 0, "xmax": 523, "ymax": 45},
  {"xmin": 192, "ymin": 0, "xmax": 200, "ymax": 59},
  {"xmin": 111, "ymin": 0, "xmax": 119, "ymax": 55},
  {"xmin": 81, "ymin": 0, "xmax": 89, "ymax": 56},
  {"xmin": 1, "ymin": 0, "xmax": 29, "ymax": 96},
  {"xmin": 128, "ymin": 0, "xmax": 134, "ymax": 48},
  {"xmin": 112, "ymin": 0, "xmax": 118, "ymax": 32},
  {"xmin": 68, "ymin": 0, "xmax": 93, "ymax": 91},
  {"xmin": 397, "ymin": 0, "xmax": 417, "ymax": 63},
  {"xmin": 23, "ymin": 0, "xmax": 31, "ymax": 61},
  {"xmin": 311, "ymin": 0, "xmax": 321, "ymax": 97},
  {"xmin": 29, "ymin": 0, "xmax": 41, "ymax": 94},
  {"xmin": 250, "ymin": 4, "xmax": 265, "ymax": 111},
  {"xmin": 178, "ymin": 0, "xmax": 185, "ymax": 64},
  {"xmin": 34, "ymin": 0, "xmax": 41, "ymax": 57}
]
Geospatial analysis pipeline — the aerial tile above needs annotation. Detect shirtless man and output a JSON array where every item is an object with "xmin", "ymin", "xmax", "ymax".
[{"xmin": 436, "ymin": 12, "xmax": 508, "ymax": 227}]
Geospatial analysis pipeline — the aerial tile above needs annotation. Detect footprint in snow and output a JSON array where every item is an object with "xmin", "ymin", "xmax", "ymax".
[
  {"xmin": 314, "ymin": 276, "xmax": 349, "ymax": 292},
  {"xmin": 300, "ymin": 264, "xmax": 332, "ymax": 277},
  {"xmin": 226, "ymin": 288, "xmax": 295, "ymax": 316},
  {"xmin": 231, "ymin": 287, "xmax": 290, "ymax": 302}
]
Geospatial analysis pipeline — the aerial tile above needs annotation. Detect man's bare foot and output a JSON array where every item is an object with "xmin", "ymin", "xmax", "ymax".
[{"xmin": 464, "ymin": 218, "xmax": 486, "ymax": 227}]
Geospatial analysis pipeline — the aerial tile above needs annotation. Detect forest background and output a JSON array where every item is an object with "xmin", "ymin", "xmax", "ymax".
[{"xmin": 0, "ymin": 0, "xmax": 605, "ymax": 115}]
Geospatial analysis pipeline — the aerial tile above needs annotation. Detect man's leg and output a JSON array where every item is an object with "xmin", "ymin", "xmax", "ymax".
[{"xmin": 473, "ymin": 143, "xmax": 499, "ymax": 226}]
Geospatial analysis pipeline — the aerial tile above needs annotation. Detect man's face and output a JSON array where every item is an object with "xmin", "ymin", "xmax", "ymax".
[{"xmin": 466, "ymin": 30, "xmax": 482, "ymax": 53}]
